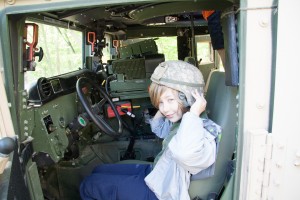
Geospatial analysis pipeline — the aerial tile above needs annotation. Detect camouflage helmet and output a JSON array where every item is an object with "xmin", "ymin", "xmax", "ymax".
[{"xmin": 150, "ymin": 60, "xmax": 205, "ymax": 106}]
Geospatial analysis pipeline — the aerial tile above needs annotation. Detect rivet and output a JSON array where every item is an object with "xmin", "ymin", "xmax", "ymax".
[
  {"xmin": 294, "ymin": 160, "xmax": 300, "ymax": 166},
  {"xmin": 256, "ymin": 103, "xmax": 265, "ymax": 109},
  {"xmin": 6, "ymin": 0, "xmax": 15, "ymax": 5},
  {"xmin": 259, "ymin": 18, "xmax": 269, "ymax": 27},
  {"xmin": 295, "ymin": 150, "xmax": 300, "ymax": 157},
  {"xmin": 275, "ymin": 161, "xmax": 283, "ymax": 168}
]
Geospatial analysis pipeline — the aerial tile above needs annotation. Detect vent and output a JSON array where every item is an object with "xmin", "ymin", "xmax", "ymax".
[{"xmin": 38, "ymin": 78, "xmax": 52, "ymax": 98}]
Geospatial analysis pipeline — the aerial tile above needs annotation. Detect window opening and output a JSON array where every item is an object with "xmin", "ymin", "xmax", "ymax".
[{"xmin": 24, "ymin": 21, "xmax": 83, "ymax": 90}]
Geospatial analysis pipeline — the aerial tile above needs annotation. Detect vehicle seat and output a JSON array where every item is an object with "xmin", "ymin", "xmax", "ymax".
[
  {"xmin": 189, "ymin": 71, "xmax": 238, "ymax": 199},
  {"xmin": 199, "ymin": 64, "xmax": 216, "ymax": 85},
  {"xmin": 184, "ymin": 56, "xmax": 196, "ymax": 66}
]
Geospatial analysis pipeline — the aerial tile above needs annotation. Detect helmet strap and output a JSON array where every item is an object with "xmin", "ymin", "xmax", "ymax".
[{"xmin": 178, "ymin": 92, "xmax": 189, "ymax": 108}]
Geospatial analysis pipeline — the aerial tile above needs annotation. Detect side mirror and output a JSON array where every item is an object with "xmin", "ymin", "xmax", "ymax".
[{"xmin": 0, "ymin": 137, "xmax": 15, "ymax": 156}]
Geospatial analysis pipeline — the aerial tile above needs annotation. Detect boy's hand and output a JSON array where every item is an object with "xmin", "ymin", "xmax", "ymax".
[
  {"xmin": 153, "ymin": 110, "xmax": 164, "ymax": 119},
  {"xmin": 190, "ymin": 89, "xmax": 207, "ymax": 116}
]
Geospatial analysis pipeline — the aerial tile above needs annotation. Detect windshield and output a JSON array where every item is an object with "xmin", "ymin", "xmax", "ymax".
[{"xmin": 24, "ymin": 21, "xmax": 83, "ymax": 89}]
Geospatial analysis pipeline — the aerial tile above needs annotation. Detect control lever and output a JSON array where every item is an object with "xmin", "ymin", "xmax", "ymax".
[
  {"xmin": 87, "ymin": 32, "xmax": 96, "ymax": 55},
  {"xmin": 23, "ymin": 23, "xmax": 44, "ymax": 71},
  {"xmin": 120, "ymin": 136, "xmax": 136, "ymax": 160},
  {"xmin": 34, "ymin": 47, "xmax": 44, "ymax": 62},
  {"xmin": 0, "ymin": 137, "xmax": 15, "ymax": 157}
]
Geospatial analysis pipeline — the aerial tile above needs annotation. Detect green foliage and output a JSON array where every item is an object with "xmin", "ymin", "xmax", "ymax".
[
  {"xmin": 25, "ymin": 22, "xmax": 83, "ymax": 88},
  {"xmin": 196, "ymin": 41, "xmax": 212, "ymax": 64},
  {"xmin": 155, "ymin": 37, "xmax": 178, "ymax": 61}
]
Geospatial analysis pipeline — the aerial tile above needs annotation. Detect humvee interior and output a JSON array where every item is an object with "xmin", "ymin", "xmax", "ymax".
[{"xmin": 1, "ymin": 1, "xmax": 239, "ymax": 199}]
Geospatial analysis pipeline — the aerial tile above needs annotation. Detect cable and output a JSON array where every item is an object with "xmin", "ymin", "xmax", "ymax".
[{"xmin": 105, "ymin": 74, "xmax": 116, "ymax": 95}]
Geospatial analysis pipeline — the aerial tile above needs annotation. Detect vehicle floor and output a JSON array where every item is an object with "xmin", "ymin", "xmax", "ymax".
[{"xmin": 40, "ymin": 138, "xmax": 162, "ymax": 200}]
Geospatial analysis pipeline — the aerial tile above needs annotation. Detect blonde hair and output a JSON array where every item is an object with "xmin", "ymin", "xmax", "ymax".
[{"xmin": 148, "ymin": 82, "xmax": 188, "ymax": 112}]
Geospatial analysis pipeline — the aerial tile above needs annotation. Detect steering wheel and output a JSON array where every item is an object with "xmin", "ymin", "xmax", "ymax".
[{"xmin": 76, "ymin": 77, "xmax": 123, "ymax": 137}]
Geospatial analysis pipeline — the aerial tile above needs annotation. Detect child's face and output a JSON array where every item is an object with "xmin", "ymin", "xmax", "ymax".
[{"xmin": 158, "ymin": 87, "xmax": 183, "ymax": 123}]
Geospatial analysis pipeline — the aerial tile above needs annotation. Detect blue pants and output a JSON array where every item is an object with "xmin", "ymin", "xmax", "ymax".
[{"xmin": 80, "ymin": 164, "xmax": 158, "ymax": 200}]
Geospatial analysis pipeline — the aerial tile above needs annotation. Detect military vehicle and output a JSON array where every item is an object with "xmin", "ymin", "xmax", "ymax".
[{"xmin": 0, "ymin": 0, "xmax": 299, "ymax": 199}]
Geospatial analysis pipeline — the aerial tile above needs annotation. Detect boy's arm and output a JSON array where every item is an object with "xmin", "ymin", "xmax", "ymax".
[
  {"xmin": 150, "ymin": 111, "xmax": 171, "ymax": 139},
  {"xmin": 168, "ymin": 112, "xmax": 216, "ymax": 174}
]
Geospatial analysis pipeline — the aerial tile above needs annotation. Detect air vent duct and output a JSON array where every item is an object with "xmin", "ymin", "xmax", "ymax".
[{"xmin": 38, "ymin": 78, "xmax": 52, "ymax": 98}]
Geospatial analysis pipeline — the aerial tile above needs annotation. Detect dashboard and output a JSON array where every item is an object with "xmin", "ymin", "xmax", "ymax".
[
  {"xmin": 28, "ymin": 69, "xmax": 101, "ymax": 105},
  {"xmin": 27, "ymin": 69, "xmax": 104, "ymax": 163},
  {"xmin": 26, "ymin": 68, "xmax": 154, "ymax": 163}
]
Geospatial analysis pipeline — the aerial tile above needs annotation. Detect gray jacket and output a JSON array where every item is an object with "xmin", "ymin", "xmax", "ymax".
[{"xmin": 145, "ymin": 112, "xmax": 217, "ymax": 200}]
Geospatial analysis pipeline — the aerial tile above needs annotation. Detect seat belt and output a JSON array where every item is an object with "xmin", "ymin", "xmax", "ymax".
[
  {"xmin": 7, "ymin": 139, "xmax": 31, "ymax": 200},
  {"xmin": 120, "ymin": 136, "xmax": 136, "ymax": 160},
  {"xmin": 120, "ymin": 108, "xmax": 137, "ymax": 160}
]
